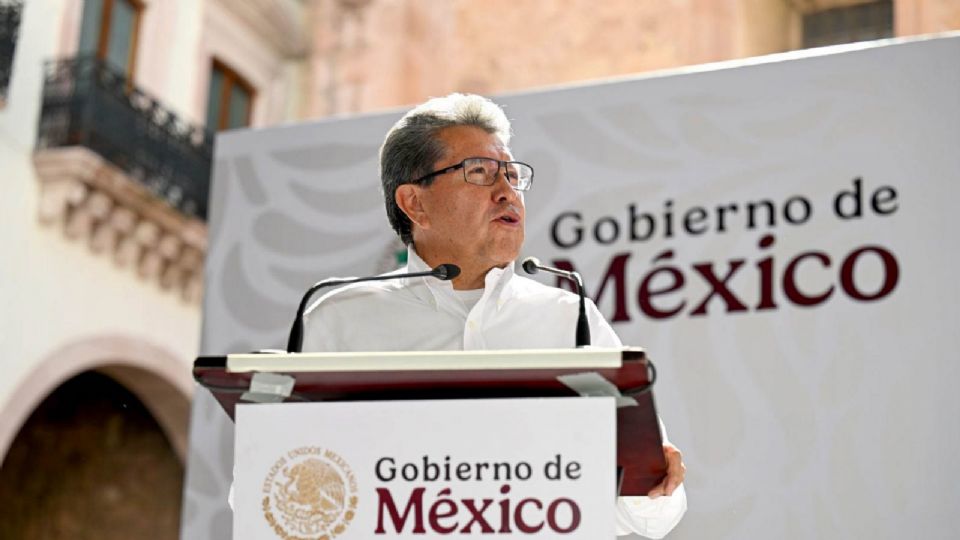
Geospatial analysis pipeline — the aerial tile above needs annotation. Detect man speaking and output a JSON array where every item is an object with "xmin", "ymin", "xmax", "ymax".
[{"xmin": 303, "ymin": 93, "xmax": 687, "ymax": 538}]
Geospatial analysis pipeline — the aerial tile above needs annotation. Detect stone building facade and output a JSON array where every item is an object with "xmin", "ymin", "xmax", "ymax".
[
  {"xmin": 0, "ymin": 0, "xmax": 305, "ymax": 538},
  {"xmin": 304, "ymin": 0, "xmax": 960, "ymax": 117}
]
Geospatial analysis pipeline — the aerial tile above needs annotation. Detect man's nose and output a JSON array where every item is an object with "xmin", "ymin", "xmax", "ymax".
[{"xmin": 491, "ymin": 168, "xmax": 520, "ymax": 203}]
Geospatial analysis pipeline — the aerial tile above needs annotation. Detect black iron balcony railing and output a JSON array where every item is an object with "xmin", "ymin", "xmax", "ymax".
[
  {"xmin": 36, "ymin": 55, "xmax": 213, "ymax": 220},
  {"xmin": 0, "ymin": 0, "xmax": 22, "ymax": 99}
]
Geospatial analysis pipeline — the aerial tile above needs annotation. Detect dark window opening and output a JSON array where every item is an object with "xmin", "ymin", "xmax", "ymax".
[
  {"xmin": 0, "ymin": 0, "xmax": 23, "ymax": 101},
  {"xmin": 205, "ymin": 59, "xmax": 255, "ymax": 131},
  {"xmin": 78, "ymin": 0, "xmax": 144, "ymax": 79},
  {"xmin": 803, "ymin": 1, "xmax": 894, "ymax": 49}
]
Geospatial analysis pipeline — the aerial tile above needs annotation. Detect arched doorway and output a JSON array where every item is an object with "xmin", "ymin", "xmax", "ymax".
[{"xmin": 0, "ymin": 370, "xmax": 184, "ymax": 539}]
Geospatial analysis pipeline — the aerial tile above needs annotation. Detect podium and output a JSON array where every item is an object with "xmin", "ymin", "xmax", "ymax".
[{"xmin": 193, "ymin": 347, "xmax": 668, "ymax": 498}]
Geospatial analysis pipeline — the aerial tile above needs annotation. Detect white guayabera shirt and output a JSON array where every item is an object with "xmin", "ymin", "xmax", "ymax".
[{"xmin": 303, "ymin": 247, "xmax": 687, "ymax": 539}]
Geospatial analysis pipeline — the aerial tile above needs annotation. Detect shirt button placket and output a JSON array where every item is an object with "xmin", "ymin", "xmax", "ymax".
[{"xmin": 464, "ymin": 318, "xmax": 484, "ymax": 349}]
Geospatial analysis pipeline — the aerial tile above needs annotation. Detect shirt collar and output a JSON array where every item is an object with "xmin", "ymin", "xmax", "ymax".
[{"xmin": 404, "ymin": 245, "xmax": 518, "ymax": 311}]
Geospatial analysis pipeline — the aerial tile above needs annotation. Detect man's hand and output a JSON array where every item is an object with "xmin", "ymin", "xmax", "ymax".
[{"xmin": 647, "ymin": 442, "xmax": 685, "ymax": 498}]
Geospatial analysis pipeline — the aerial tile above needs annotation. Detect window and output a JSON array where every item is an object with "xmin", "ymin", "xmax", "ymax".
[
  {"xmin": 205, "ymin": 59, "xmax": 255, "ymax": 131},
  {"xmin": 78, "ymin": 0, "xmax": 144, "ymax": 78},
  {"xmin": 0, "ymin": 0, "xmax": 23, "ymax": 102},
  {"xmin": 803, "ymin": 1, "xmax": 893, "ymax": 49}
]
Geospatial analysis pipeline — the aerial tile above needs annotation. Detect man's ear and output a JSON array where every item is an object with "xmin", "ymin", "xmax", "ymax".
[{"xmin": 395, "ymin": 184, "xmax": 430, "ymax": 229}]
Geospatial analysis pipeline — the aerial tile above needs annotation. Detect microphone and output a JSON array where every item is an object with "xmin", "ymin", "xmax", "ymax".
[
  {"xmin": 521, "ymin": 256, "xmax": 591, "ymax": 347},
  {"xmin": 286, "ymin": 263, "xmax": 461, "ymax": 352}
]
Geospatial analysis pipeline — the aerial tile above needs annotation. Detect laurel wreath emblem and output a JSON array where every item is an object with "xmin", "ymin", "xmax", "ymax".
[{"xmin": 263, "ymin": 448, "xmax": 358, "ymax": 539}]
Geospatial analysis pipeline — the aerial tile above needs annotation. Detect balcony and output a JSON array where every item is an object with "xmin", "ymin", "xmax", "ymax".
[
  {"xmin": 33, "ymin": 56, "xmax": 210, "ymax": 302},
  {"xmin": 37, "ymin": 55, "xmax": 213, "ymax": 219},
  {"xmin": 0, "ymin": 0, "xmax": 21, "ymax": 102}
]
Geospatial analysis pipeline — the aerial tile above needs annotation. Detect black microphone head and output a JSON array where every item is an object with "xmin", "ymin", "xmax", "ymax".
[
  {"xmin": 521, "ymin": 256, "xmax": 541, "ymax": 275},
  {"xmin": 432, "ymin": 264, "xmax": 461, "ymax": 281}
]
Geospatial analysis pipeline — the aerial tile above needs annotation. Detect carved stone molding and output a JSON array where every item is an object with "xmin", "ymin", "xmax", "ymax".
[
  {"xmin": 33, "ymin": 147, "xmax": 207, "ymax": 304},
  {"xmin": 787, "ymin": 0, "xmax": 876, "ymax": 14},
  {"xmin": 213, "ymin": 0, "xmax": 309, "ymax": 57}
]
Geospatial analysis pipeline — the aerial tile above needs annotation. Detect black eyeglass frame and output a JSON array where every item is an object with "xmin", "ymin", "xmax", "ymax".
[{"xmin": 412, "ymin": 157, "xmax": 535, "ymax": 191}]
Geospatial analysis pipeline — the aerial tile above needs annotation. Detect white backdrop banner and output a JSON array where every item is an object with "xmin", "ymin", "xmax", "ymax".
[{"xmin": 182, "ymin": 36, "xmax": 960, "ymax": 540}]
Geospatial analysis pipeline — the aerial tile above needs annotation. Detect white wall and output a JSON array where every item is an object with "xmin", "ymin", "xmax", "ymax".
[{"xmin": 0, "ymin": 0, "xmax": 201, "ymax": 458}]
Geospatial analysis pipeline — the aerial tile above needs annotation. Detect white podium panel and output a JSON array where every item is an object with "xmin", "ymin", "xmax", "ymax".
[{"xmin": 234, "ymin": 397, "xmax": 616, "ymax": 539}]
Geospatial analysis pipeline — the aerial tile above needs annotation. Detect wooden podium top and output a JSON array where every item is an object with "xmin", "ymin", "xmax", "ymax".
[
  {"xmin": 213, "ymin": 347, "xmax": 634, "ymax": 372},
  {"xmin": 193, "ymin": 347, "xmax": 665, "ymax": 495},
  {"xmin": 194, "ymin": 347, "xmax": 653, "ymax": 413}
]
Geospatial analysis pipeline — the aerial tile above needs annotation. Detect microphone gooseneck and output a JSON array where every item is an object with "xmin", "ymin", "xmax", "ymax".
[
  {"xmin": 286, "ymin": 263, "xmax": 461, "ymax": 353},
  {"xmin": 520, "ymin": 256, "xmax": 592, "ymax": 347}
]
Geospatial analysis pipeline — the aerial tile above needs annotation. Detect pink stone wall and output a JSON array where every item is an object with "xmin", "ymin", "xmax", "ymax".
[
  {"xmin": 306, "ymin": 0, "xmax": 745, "ymax": 116},
  {"xmin": 897, "ymin": 0, "xmax": 960, "ymax": 34},
  {"xmin": 303, "ymin": 0, "xmax": 960, "ymax": 119}
]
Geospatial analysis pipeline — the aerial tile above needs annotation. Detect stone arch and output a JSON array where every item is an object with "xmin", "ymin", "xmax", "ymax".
[{"xmin": 0, "ymin": 334, "xmax": 194, "ymax": 464}]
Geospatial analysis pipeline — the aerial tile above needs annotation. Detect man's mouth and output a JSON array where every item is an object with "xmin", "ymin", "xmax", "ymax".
[
  {"xmin": 493, "ymin": 211, "xmax": 522, "ymax": 226},
  {"xmin": 492, "ymin": 205, "xmax": 523, "ymax": 226}
]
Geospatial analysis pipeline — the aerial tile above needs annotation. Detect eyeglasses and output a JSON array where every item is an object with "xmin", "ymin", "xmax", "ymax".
[{"xmin": 413, "ymin": 157, "xmax": 534, "ymax": 191}]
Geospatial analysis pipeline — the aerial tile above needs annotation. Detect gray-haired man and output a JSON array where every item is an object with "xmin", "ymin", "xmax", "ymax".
[{"xmin": 304, "ymin": 93, "xmax": 687, "ymax": 538}]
